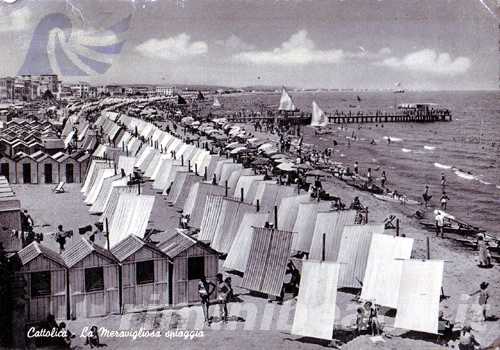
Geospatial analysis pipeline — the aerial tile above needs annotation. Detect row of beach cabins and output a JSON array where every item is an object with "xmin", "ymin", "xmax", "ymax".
[{"xmin": 15, "ymin": 104, "xmax": 445, "ymax": 339}]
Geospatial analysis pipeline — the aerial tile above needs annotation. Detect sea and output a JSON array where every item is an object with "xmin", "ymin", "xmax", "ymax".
[{"xmin": 219, "ymin": 91, "xmax": 500, "ymax": 234}]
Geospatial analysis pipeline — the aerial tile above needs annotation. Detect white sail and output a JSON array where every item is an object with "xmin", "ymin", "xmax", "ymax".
[
  {"xmin": 310, "ymin": 101, "xmax": 327, "ymax": 127},
  {"xmin": 393, "ymin": 82, "xmax": 405, "ymax": 93},
  {"xmin": 213, "ymin": 96, "xmax": 222, "ymax": 107},
  {"xmin": 278, "ymin": 87, "xmax": 296, "ymax": 111}
]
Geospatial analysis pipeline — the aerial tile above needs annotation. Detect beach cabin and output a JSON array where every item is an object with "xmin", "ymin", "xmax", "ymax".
[
  {"xmin": 158, "ymin": 231, "xmax": 219, "ymax": 306},
  {"xmin": 57, "ymin": 154, "xmax": 81, "ymax": 183},
  {"xmin": 15, "ymin": 152, "xmax": 38, "ymax": 184},
  {"xmin": 0, "ymin": 179, "xmax": 21, "ymax": 251},
  {"xmin": 77, "ymin": 153, "xmax": 91, "ymax": 180},
  {"xmin": 62, "ymin": 238, "xmax": 120, "ymax": 319},
  {"xmin": 16, "ymin": 242, "xmax": 67, "ymax": 323},
  {"xmin": 36, "ymin": 153, "xmax": 59, "ymax": 184},
  {"xmin": 0, "ymin": 155, "xmax": 16, "ymax": 183},
  {"xmin": 111, "ymin": 235, "xmax": 171, "ymax": 312}
]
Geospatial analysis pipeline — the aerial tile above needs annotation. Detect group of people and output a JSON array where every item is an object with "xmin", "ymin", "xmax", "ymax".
[{"xmin": 198, "ymin": 273, "xmax": 234, "ymax": 325}]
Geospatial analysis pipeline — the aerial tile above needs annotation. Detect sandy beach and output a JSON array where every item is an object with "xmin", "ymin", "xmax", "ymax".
[{"xmin": 14, "ymin": 156, "xmax": 500, "ymax": 350}]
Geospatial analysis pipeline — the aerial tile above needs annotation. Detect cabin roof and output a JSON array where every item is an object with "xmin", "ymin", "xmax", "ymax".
[
  {"xmin": 158, "ymin": 230, "xmax": 217, "ymax": 258},
  {"xmin": 111, "ymin": 234, "xmax": 169, "ymax": 262},
  {"xmin": 62, "ymin": 237, "xmax": 117, "ymax": 267},
  {"xmin": 18, "ymin": 241, "xmax": 66, "ymax": 267}
]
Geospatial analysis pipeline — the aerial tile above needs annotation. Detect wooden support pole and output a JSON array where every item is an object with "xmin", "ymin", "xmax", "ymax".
[
  {"xmin": 225, "ymin": 180, "xmax": 228, "ymax": 197},
  {"xmin": 365, "ymin": 207, "xmax": 369, "ymax": 223},
  {"xmin": 204, "ymin": 167, "xmax": 207, "ymax": 181},
  {"xmin": 137, "ymin": 181, "xmax": 141, "ymax": 195},
  {"xmin": 322, "ymin": 233, "xmax": 326, "ymax": 262},
  {"xmin": 105, "ymin": 217, "xmax": 110, "ymax": 251},
  {"xmin": 181, "ymin": 155, "xmax": 184, "ymax": 166},
  {"xmin": 188, "ymin": 159, "xmax": 191, "ymax": 172},
  {"xmin": 426, "ymin": 236, "xmax": 430, "ymax": 260},
  {"xmin": 240, "ymin": 188, "xmax": 244, "ymax": 202},
  {"xmin": 212, "ymin": 173, "xmax": 216, "ymax": 185},
  {"xmin": 256, "ymin": 199, "xmax": 260, "ymax": 212},
  {"xmin": 396, "ymin": 218, "xmax": 400, "ymax": 236},
  {"xmin": 274, "ymin": 205, "xmax": 278, "ymax": 229},
  {"xmin": 195, "ymin": 163, "xmax": 198, "ymax": 176}
]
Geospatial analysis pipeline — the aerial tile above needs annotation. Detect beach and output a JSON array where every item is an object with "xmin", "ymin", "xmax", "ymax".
[{"xmin": 14, "ymin": 146, "xmax": 500, "ymax": 350}]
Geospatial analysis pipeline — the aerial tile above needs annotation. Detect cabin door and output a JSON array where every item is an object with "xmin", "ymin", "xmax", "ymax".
[
  {"xmin": 44, "ymin": 164, "xmax": 53, "ymax": 183},
  {"xmin": 22, "ymin": 163, "xmax": 31, "ymax": 183},
  {"xmin": 66, "ymin": 164, "xmax": 74, "ymax": 183},
  {"xmin": 0, "ymin": 163, "xmax": 9, "ymax": 181}
]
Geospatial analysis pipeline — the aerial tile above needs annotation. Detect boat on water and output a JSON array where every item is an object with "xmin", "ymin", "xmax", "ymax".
[
  {"xmin": 373, "ymin": 193, "xmax": 420, "ymax": 205},
  {"xmin": 310, "ymin": 100, "xmax": 329, "ymax": 130},
  {"xmin": 213, "ymin": 96, "xmax": 222, "ymax": 108},
  {"xmin": 278, "ymin": 87, "xmax": 298, "ymax": 112},
  {"xmin": 393, "ymin": 81, "xmax": 405, "ymax": 94}
]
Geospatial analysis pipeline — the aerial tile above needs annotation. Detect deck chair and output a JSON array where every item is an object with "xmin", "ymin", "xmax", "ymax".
[{"xmin": 53, "ymin": 182, "xmax": 65, "ymax": 193}]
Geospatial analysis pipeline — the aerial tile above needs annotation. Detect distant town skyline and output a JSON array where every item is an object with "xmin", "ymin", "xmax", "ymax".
[{"xmin": 0, "ymin": 0, "xmax": 498, "ymax": 90}]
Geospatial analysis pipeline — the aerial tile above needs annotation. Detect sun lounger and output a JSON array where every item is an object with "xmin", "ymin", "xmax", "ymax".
[{"xmin": 53, "ymin": 182, "xmax": 65, "ymax": 193}]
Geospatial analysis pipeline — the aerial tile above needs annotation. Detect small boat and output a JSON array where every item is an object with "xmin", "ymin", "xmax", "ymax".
[
  {"xmin": 310, "ymin": 100, "xmax": 328, "ymax": 127},
  {"xmin": 419, "ymin": 222, "xmax": 485, "ymax": 236},
  {"xmin": 278, "ymin": 87, "xmax": 297, "ymax": 112},
  {"xmin": 373, "ymin": 193, "xmax": 420, "ymax": 205}
]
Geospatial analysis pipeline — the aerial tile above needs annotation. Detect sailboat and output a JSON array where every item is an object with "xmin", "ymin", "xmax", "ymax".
[
  {"xmin": 177, "ymin": 94, "xmax": 187, "ymax": 105},
  {"xmin": 278, "ymin": 87, "xmax": 297, "ymax": 111},
  {"xmin": 393, "ymin": 82, "xmax": 405, "ymax": 93},
  {"xmin": 310, "ymin": 100, "xmax": 328, "ymax": 127},
  {"xmin": 213, "ymin": 96, "xmax": 222, "ymax": 108}
]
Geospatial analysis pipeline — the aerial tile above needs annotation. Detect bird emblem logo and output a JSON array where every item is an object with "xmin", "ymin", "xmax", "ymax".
[{"xmin": 18, "ymin": 12, "xmax": 131, "ymax": 76}]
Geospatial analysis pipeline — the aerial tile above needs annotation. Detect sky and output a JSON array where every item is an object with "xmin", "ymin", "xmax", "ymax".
[{"xmin": 0, "ymin": 0, "xmax": 498, "ymax": 90}]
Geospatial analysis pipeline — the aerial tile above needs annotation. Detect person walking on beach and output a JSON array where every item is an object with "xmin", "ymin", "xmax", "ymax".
[
  {"xmin": 354, "ymin": 161, "xmax": 359, "ymax": 175},
  {"xmin": 440, "ymin": 192, "xmax": 449, "ymax": 211},
  {"xmin": 477, "ymin": 235, "xmax": 492, "ymax": 268},
  {"xmin": 198, "ymin": 275, "xmax": 216, "ymax": 325},
  {"xmin": 381, "ymin": 171, "xmax": 387, "ymax": 187},
  {"xmin": 435, "ymin": 210, "xmax": 445, "ymax": 238},
  {"xmin": 470, "ymin": 282, "xmax": 490, "ymax": 322},
  {"xmin": 441, "ymin": 173, "xmax": 447, "ymax": 189},
  {"xmin": 423, "ymin": 185, "xmax": 432, "ymax": 207},
  {"xmin": 216, "ymin": 273, "xmax": 229, "ymax": 322}
]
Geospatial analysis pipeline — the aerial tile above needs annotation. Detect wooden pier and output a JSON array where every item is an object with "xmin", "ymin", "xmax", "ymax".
[{"xmin": 328, "ymin": 110, "xmax": 452, "ymax": 124}]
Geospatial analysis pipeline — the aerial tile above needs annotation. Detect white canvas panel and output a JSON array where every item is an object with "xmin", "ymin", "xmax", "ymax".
[
  {"xmin": 292, "ymin": 261, "xmax": 340, "ymax": 340},
  {"xmin": 360, "ymin": 234, "xmax": 414, "ymax": 308},
  {"xmin": 394, "ymin": 260, "xmax": 444, "ymax": 334}
]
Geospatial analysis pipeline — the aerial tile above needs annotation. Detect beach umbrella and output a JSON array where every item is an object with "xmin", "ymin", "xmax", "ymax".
[
  {"xmin": 258, "ymin": 143, "xmax": 274, "ymax": 151},
  {"xmin": 263, "ymin": 147, "xmax": 279, "ymax": 155},
  {"xmin": 277, "ymin": 162, "xmax": 296, "ymax": 172},
  {"xmin": 230, "ymin": 146, "xmax": 247, "ymax": 154},
  {"xmin": 252, "ymin": 157, "xmax": 270, "ymax": 166},
  {"xmin": 306, "ymin": 169, "xmax": 330, "ymax": 177},
  {"xmin": 274, "ymin": 158, "xmax": 292, "ymax": 163},
  {"xmin": 225, "ymin": 141, "xmax": 242, "ymax": 149},
  {"xmin": 181, "ymin": 116, "xmax": 194, "ymax": 125},
  {"xmin": 270, "ymin": 153, "xmax": 288, "ymax": 159},
  {"xmin": 293, "ymin": 163, "xmax": 313, "ymax": 170}
]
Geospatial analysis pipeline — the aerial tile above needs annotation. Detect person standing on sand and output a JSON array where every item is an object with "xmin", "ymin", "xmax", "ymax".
[
  {"xmin": 441, "ymin": 173, "xmax": 447, "ymax": 189},
  {"xmin": 470, "ymin": 282, "xmax": 490, "ymax": 322},
  {"xmin": 198, "ymin": 275, "xmax": 216, "ymax": 325},
  {"xmin": 423, "ymin": 185, "xmax": 432, "ymax": 207},
  {"xmin": 435, "ymin": 210, "xmax": 445, "ymax": 238},
  {"xmin": 354, "ymin": 161, "xmax": 359, "ymax": 175},
  {"xmin": 216, "ymin": 273, "xmax": 229, "ymax": 322},
  {"xmin": 381, "ymin": 171, "xmax": 387, "ymax": 187},
  {"xmin": 440, "ymin": 192, "xmax": 449, "ymax": 211}
]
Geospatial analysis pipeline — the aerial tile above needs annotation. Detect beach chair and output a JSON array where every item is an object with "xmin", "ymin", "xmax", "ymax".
[{"xmin": 53, "ymin": 182, "xmax": 65, "ymax": 193}]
